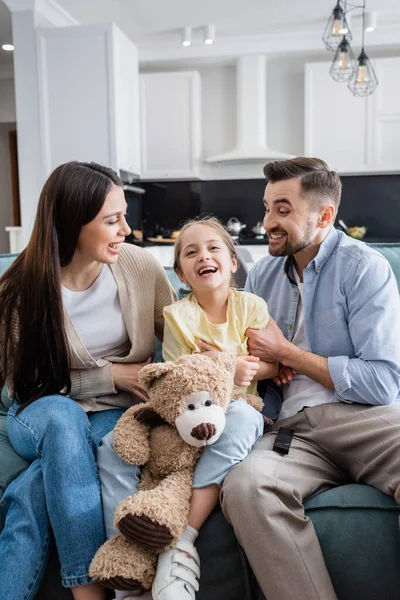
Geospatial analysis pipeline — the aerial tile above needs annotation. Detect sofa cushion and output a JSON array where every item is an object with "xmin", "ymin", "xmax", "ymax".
[{"xmin": 303, "ymin": 484, "xmax": 400, "ymax": 600}]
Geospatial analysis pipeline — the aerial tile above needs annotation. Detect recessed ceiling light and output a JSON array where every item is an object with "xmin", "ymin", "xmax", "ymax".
[{"xmin": 2, "ymin": 44, "xmax": 14, "ymax": 52}]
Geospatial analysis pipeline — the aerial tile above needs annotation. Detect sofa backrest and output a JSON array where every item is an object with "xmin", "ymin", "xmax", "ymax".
[
  {"xmin": 368, "ymin": 244, "xmax": 400, "ymax": 288},
  {"xmin": 0, "ymin": 254, "xmax": 18, "ymax": 278}
]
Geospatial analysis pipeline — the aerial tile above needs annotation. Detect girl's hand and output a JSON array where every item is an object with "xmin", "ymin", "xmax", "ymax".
[
  {"xmin": 235, "ymin": 356, "xmax": 260, "ymax": 387},
  {"xmin": 112, "ymin": 358, "xmax": 152, "ymax": 402},
  {"xmin": 196, "ymin": 339, "xmax": 221, "ymax": 358},
  {"xmin": 273, "ymin": 365, "xmax": 297, "ymax": 386}
]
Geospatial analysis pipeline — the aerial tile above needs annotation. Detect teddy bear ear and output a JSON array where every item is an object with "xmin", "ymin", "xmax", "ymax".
[
  {"xmin": 138, "ymin": 362, "xmax": 173, "ymax": 391},
  {"xmin": 212, "ymin": 352, "xmax": 237, "ymax": 376}
]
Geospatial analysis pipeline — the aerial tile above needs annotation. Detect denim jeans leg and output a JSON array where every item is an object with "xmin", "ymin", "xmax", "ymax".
[
  {"xmin": 0, "ymin": 459, "xmax": 51, "ymax": 600},
  {"xmin": 193, "ymin": 399, "xmax": 264, "ymax": 488},
  {"xmin": 4, "ymin": 396, "xmax": 123, "ymax": 590},
  {"xmin": 97, "ymin": 429, "xmax": 141, "ymax": 539}
]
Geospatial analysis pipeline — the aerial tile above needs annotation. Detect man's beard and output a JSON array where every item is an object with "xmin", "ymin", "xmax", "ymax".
[{"xmin": 268, "ymin": 221, "xmax": 314, "ymax": 257}]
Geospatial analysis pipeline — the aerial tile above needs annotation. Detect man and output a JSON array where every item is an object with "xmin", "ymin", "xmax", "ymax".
[{"xmin": 220, "ymin": 157, "xmax": 400, "ymax": 600}]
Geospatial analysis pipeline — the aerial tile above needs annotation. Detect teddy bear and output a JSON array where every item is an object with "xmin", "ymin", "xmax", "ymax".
[{"xmin": 89, "ymin": 352, "xmax": 264, "ymax": 594}]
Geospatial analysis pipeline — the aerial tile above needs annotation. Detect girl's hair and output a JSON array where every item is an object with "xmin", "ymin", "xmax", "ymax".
[
  {"xmin": 173, "ymin": 216, "xmax": 237, "ymax": 273},
  {"xmin": 0, "ymin": 161, "xmax": 122, "ymax": 411}
]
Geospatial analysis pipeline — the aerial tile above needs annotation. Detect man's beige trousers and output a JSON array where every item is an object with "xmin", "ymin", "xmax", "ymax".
[{"xmin": 221, "ymin": 402, "xmax": 400, "ymax": 600}]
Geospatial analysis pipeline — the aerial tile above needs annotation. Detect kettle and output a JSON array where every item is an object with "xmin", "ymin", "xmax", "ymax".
[
  {"xmin": 251, "ymin": 221, "xmax": 266, "ymax": 238},
  {"xmin": 226, "ymin": 217, "xmax": 246, "ymax": 237}
]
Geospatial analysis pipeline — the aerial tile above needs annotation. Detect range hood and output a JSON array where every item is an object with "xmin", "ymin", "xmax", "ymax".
[{"xmin": 206, "ymin": 55, "xmax": 294, "ymax": 164}]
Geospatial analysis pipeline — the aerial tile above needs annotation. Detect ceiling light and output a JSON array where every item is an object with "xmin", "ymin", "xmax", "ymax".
[
  {"xmin": 348, "ymin": 49, "xmax": 378, "ymax": 96},
  {"xmin": 182, "ymin": 26, "xmax": 192, "ymax": 47},
  {"xmin": 204, "ymin": 25, "xmax": 215, "ymax": 45},
  {"xmin": 2, "ymin": 44, "xmax": 14, "ymax": 52},
  {"xmin": 348, "ymin": 2, "xmax": 378, "ymax": 97},
  {"xmin": 364, "ymin": 11, "xmax": 376, "ymax": 32},
  {"xmin": 330, "ymin": 37, "xmax": 356, "ymax": 82},
  {"xmin": 322, "ymin": 2, "xmax": 352, "ymax": 52}
]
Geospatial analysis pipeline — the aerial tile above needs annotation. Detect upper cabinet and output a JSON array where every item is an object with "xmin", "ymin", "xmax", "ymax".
[
  {"xmin": 140, "ymin": 71, "xmax": 202, "ymax": 180},
  {"xmin": 37, "ymin": 24, "xmax": 141, "ymax": 177},
  {"xmin": 371, "ymin": 58, "xmax": 400, "ymax": 172},
  {"xmin": 305, "ymin": 58, "xmax": 400, "ymax": 174}
]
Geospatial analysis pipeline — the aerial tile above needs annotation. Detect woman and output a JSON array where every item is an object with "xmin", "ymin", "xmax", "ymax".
[{"xmin": 0, "ymin": 161, "xmax": 175, "ymax": 600}]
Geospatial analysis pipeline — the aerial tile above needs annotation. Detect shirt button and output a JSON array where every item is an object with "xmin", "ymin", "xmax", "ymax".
[
  {"xmin": 292, "ymin": 291, "xmax": 298, "ymax": 296},
  {"xmin": 316, "ymin": 266, "xmax": 321, "ymax": 271},
  {"xmin": 288, "ymin": 324, "xmax": 293, "ymax": 330}
]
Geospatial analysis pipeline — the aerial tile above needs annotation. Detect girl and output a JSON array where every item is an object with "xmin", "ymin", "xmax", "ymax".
[
  {"xmin": 98, "ymin": 217, "xmax": 277, "ymax": 600},
  {"xmin": 0, "ymin": 161, "xmax": 175, "ymax": 600}
]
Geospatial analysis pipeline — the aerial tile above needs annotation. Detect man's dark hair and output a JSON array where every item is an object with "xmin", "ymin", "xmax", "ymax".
[{"xmin": 264, "ymin": 157, "xmax": 342, "ymax": 212}]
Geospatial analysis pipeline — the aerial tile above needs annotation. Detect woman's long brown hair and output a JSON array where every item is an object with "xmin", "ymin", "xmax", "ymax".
[{"xmin": 0, "ymin": 161, "xmax": 122, "ymax": 411}]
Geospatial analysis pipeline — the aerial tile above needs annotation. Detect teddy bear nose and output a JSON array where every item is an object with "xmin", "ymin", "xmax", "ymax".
[{"xmin": 191, "ymin": 422, "xmax": 216, "ymax": 441}]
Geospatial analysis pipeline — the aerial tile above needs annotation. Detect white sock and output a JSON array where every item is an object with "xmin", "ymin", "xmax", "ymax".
[{"xmin": 179, "ymin": 524, "xmax": 199, "ymax": 545}]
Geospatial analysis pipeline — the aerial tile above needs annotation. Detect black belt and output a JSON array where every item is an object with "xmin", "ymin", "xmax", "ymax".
[{"xmin": 273, "ymin": 427, "xmax": 294, "ymax": 456}]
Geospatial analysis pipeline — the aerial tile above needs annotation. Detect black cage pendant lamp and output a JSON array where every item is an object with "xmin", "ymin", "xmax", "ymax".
[
  {"xmin": 348, "ymin": 2, "xmax": 378, "ymax": 96},
  {"xmin": 330, "ymin": 36, "xmax": 356, "ymax": 82},
  {"xmin": 322, "ymin": 1, "xmax": 352, "ymax": 51}
]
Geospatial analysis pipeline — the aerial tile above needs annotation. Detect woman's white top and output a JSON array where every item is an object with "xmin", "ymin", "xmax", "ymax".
[{"xmin": 62, "ymin": 265, "xmax": 130, "ymax": 360}]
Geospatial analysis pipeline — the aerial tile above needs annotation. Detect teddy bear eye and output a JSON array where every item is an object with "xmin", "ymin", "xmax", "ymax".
[
  {"xmin": 188, "ymin": 404, "xmax": 195, "ymax": 410},
  {"xmin": 205, "ymin": 400, "xmax": 212, "ymax": 406}
]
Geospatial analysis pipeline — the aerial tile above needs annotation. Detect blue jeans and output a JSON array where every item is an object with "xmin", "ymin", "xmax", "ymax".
[
  {"xmin": 0, "ymin": 395, "xmax": 124, "ymax": 600},
  {"xmin": 98, "ymin": 399, "xmax": 264, "ymax": 539}
]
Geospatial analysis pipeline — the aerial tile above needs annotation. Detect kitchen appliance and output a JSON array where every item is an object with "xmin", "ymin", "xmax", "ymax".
[
  {"xmin": 251, "ymin": 221, "xmax": 266, "ymax": 238},
  {"xmin": 226, "ymin": 217, "xmax": 246, "ymax": 238}
]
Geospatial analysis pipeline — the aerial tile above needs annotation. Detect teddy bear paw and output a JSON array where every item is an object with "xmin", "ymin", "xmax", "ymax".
[
  {"xmin": 119, "ymin": 513, "xmax": 173, "ymax": 550},
  {"xmin": 89, "ymin": 534, "xmax": 156, "ymax": 590}
]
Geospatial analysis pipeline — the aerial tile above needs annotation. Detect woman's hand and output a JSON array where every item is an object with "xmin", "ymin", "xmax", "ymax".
[
  {"xmin": 235, "ymin": 356, "xmax": 260, "ymax": 387},
  {"xmin": 112, "ymin": 358, "xmax": 152, "ymax": 402}
]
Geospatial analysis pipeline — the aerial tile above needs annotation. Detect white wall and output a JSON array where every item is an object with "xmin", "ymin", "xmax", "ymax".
[
  {"xmin": 0, "ymin": 122, "xmax": 16, "ymax": 253},
  {"xmin": 0, "ymin": 78, "xmax": 16, "ymax": 123},
  {"xmin": 142, "ymin": 47, "xmax": 400, "ymax": 179},
  {"xmin": 142, "ymin": 53, "xmax": 319, "ymax": 179}
]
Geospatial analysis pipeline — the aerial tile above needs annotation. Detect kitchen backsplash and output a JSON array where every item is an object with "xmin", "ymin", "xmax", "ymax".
[{"xmin": 138, "ymin": 174, "xmax": 400, "ymax": 242}]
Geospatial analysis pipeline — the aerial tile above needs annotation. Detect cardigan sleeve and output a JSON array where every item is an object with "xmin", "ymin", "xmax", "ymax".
[
  {"xmin": 69, "ymin": 362, "xmax": 116, "ymax": 400},
  {"xmin": 153, "ymin": 262, "xmax": 177, "ymax": 341}
]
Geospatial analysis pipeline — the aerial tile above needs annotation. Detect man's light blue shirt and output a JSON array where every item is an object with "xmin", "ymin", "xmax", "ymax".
[{"xmin": 245, "ymin": 227, "xmax": 400, "ymax": 406}]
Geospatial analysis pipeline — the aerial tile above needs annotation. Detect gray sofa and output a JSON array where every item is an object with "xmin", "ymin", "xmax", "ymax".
[{"xmin": 1, "ymin": 247, "xmax": 400, "ymax": 600}]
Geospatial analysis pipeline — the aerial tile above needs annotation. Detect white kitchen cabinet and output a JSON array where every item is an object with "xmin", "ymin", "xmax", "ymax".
[
  {"xmin": 140, "ymin": 71, "xmax": 202, "ymax": 180},
  {"xmin": 370, "ymin": 58, "xmax": 400, "ymax": 172},
  {"xmin": 305, "ymin": 62, "xmax": 370, "ymax": 173},
  {"xmin": 37, "ymin": 24, "xmax": 141, "ymax": 177},
  {"xmin": 305, "ymin": 58, "xmax": 400, "ymax": 174}
]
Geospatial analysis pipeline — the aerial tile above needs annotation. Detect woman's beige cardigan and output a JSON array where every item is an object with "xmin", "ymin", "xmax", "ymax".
[{"xmin": 65, "ymin": 243, "xmax": 176, "ymax": 412}]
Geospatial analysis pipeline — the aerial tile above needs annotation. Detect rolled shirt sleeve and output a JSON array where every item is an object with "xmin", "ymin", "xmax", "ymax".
[{"xmin": 328, "ymin": 254, "xmax": 400, "ymax": 406}]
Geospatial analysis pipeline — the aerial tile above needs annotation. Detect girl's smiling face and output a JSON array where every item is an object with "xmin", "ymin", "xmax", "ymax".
[{"xmin": 177, "ymin": 224, "xmax": 237, "ymax": 294}]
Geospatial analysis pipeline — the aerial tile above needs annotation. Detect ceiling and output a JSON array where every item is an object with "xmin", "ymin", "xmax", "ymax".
[
  {"xmin": 55, "ymin": 0, "xmax": 400, "ymax": 40},
  {"xmin": 1, "ymin": 0, "xmax": 400, "ymax": 68}
]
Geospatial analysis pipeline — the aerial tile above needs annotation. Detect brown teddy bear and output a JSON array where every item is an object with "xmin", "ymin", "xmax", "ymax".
[{"xmin": 89, "ymin": 352, "xmax": 264, "ymax": 594}]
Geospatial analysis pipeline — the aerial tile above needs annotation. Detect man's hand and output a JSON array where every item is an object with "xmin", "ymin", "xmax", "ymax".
[
  {"xmin": 196, "ymin": 339, "xmax": 221, "ymax": 358},
  {"xmin": 246, "ymin": 318, "xmax": 288, "ymax": 363},
  {"xmin": 273, "ymin": 365, "xmax": 297, "ymax": 386},
  {"xmin": 235, "ymin": 356, "xmax": 260, "ymax": 387},
  {"xmin": 112, "ymin": 359, "xmax": 152, "ymax": 402}
]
